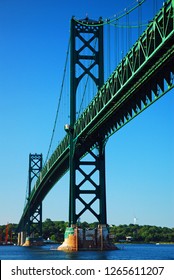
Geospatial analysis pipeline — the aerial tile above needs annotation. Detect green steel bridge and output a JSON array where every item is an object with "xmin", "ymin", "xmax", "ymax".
[{"xmin": 17, "ymin": 0, "xmax": 174, "ymax": 245}]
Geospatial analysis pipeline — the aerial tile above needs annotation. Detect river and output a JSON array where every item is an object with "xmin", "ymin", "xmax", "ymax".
[{"xmin": 0, "ymin": 243, "xmax": 174, "ymax": 260}]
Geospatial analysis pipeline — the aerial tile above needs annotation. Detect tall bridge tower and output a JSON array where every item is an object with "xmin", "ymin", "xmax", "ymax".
[
  {"xmin": 58, "ymin": 17, "xmax": 116, "ymax": 251},
  {"xmin": 18, "ymin": 154, "xmax": 43, "ymax": 246}
]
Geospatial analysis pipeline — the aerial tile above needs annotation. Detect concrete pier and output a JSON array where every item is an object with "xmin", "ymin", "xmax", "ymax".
[
  {"xmin": 22, "ymin": 237, "xmax": 44, "ymax": 246},
  {"xmin": 58, "ymin": 225, "xmax": 117, "ymax": 251},
  {"xmin": 17, "ymin": 231, "xmax": 26, "ymax": 246}
]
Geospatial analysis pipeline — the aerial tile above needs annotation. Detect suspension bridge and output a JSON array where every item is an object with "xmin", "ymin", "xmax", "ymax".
[{"xmin": 16, "ymin": 0, "xmax": 174, "ymax": 250}]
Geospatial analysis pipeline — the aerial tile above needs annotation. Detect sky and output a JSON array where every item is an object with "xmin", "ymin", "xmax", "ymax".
[{"xmin": 0, "ymin": 0, "xmax": 173, "ymax": 229}]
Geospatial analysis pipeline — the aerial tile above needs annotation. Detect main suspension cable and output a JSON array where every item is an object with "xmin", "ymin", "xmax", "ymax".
[
  {"xmin": 44, "ymin": 37, "xmax": 70, "ymax": 165},
  {"xmin": 74, "ymin": 0, "xmax": 146, "ymax": 27}
]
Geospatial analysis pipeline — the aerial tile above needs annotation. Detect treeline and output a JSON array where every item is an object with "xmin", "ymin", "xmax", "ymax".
[
  {"xmin": 0, "ymin": 219, "xmax": 174, "ymax": 244},
  {"xmin": 109, "ymin": 224, "xmax": 174, "ymax": 243}
]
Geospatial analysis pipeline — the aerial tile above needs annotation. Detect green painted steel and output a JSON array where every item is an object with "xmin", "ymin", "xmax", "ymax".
[
  {"xmin": 69, "ymin": 17, "xmax": 106, "ymax": 226},
  {"xmin": 25, "ymin": 154, "xmax": 43, "ymax": 237},
  {"xmin": 64, "ymin": 227, "xmax": 74, "ymax": 239},
  {"xmin": 74, "ymin": 0, "xmax": 174, "ymax": 143},
  {"xmin": 17, "ymin": 0, "xmax": 174, "ymax": 232}
]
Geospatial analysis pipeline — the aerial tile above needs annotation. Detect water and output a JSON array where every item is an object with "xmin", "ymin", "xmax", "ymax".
[{"xmin": 0, "ymin": 244, "xmax": 174, "ymax": 260}]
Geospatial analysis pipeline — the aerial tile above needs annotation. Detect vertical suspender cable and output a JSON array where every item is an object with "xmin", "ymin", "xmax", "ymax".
[
  {"xmin": 153, "ymin": 0, "xmax": 157, "ymax": 16},
  {"xmin": 114, "ymin": 17, "xmax": 118, "ymax": 67},
  {"xmin": 138, "ymin": 0, "xmax": 142, "ymax": 37},
  {"xmin": 121, "ymin": 15, "xmax": 124, "ymax": 59},
  {"xmin": 117, "ymin": 18, "xmax": 120, "ymax": 64},
  {"xmin": 126, "ymin": 9, "xmax": 130, "ymax": 52},
  {"xmin": 107, "ymin": 19, "xmax": 111, "ymax": 77}
]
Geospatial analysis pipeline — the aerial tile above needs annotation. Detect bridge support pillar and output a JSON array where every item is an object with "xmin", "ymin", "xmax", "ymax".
[
  {"xmin": 17, "ymin": 233, "xmax": 20, "ymax": 246},
  {"xmin": 22, "ymin": 236, "xmax": 44, "ymax": 246},
  {"xmin": 58, "ymin": 225, "xmax": 116, "ymax": 251},
  {"xmin": 17, "ymin": 231, "xmax": 26, "ymax": 246},
  {"xmin": 23, "ymin": 236, "xmax": 31, "ymax": 246}
]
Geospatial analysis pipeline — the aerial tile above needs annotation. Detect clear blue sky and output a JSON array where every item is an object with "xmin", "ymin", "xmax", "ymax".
[{"xmin": 0, "ymin": 0, "xmax": 173, "ymax": 228}]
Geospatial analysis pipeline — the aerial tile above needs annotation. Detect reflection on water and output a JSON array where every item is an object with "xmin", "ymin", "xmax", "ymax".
[{"xmin": 0, "ymin": 244, "xmax": 174, "ymax": 260}]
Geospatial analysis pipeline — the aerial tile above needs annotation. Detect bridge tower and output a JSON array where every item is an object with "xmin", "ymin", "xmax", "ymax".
[
  {"xmin": 22, "ymin": 153, "xmax": 43, "ymax": 246},
  {"xmin": 58, "ymin": 17, "xmax": 116, "ymax": 251}
]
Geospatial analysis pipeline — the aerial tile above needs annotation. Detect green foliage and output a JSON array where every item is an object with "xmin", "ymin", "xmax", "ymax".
[
  {"xmin": 0, "ymin": 221, "xmax": 173, "ymax": 244},
  {"xmin": 41, "ymin": 221, "xmax": 174, "ymax": 243},
  {"xmin": 109, "ymin": 224, "xmax": 174, "ymax": 243},
  {"xmin": 42, "ymin": 219, "xmax": 68, "ymax": 242}
]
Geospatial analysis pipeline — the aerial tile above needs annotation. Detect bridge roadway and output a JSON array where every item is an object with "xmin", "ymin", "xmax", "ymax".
[{"xmin": 18, "ymin": 0, "xmax": 174, "ymax": 230}]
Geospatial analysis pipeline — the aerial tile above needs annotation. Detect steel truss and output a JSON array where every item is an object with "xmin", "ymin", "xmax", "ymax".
[
  {"xmin": 74, "ymin": 0, "xmax": 174, "ymax": 143},
  {"xmin": 26, "ymin": 154, "xmax": 43, "ymax": 236},
  {"xmin": 72, "ymin": 142, "xmax": 107, "ymax": 224}
]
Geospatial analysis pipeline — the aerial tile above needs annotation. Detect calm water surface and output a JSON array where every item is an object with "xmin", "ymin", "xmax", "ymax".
[{"xmin": 0, "ymin": 244, "xmax": 174, "ymax": 260}]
